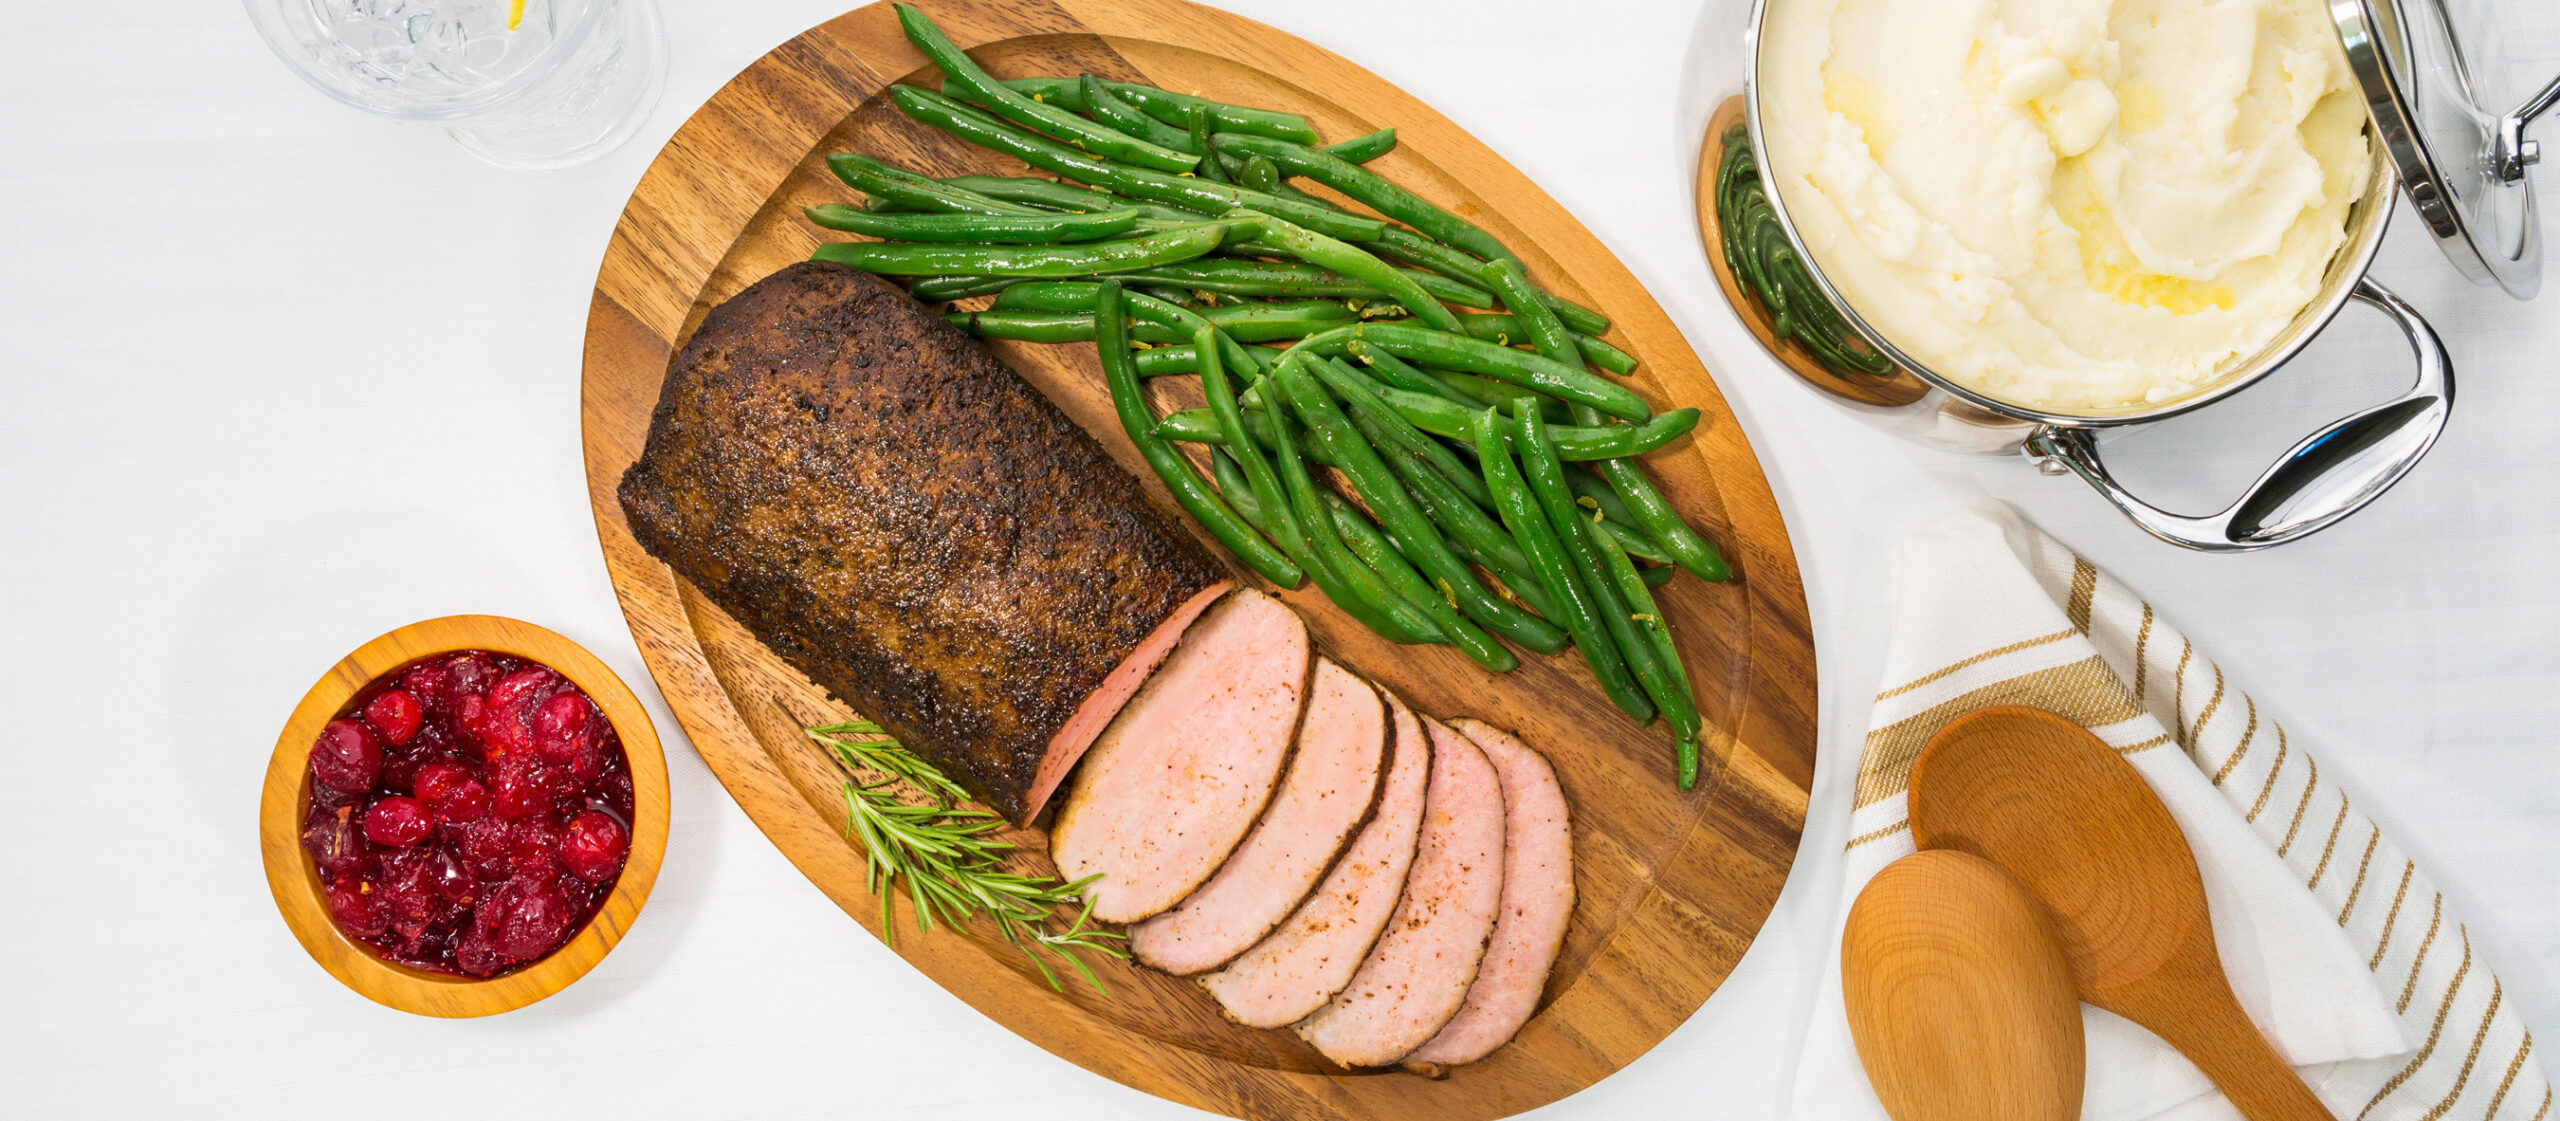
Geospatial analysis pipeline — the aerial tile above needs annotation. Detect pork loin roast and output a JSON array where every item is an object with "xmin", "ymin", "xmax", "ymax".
[
  {"xmin": 1051, "ymin": 588, "xmax": 1312, "ymax": 923},
  {"xmin": 615, "ymin": 261, "xmax": 1228, "ymax": 823}
]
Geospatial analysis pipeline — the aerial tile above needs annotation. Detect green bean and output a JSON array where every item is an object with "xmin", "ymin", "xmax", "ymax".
[
  {"xmin": 1469, "ymin": 407, "xmax": 1649, "ymax": 718},
  {"xmin": 1290, "ymin": 324, "xmax": 1648, "ymax": 422},
  {"xmin": 1095, "ymin": 281, "xmax": 1300, "ymax": 587},
  {"xmin": 1343, "ymin": 345, "xmax": 1484, "ymax": 412},
  {"xmin": 1186, "ymin": 104, "xmax": 1230, "ymax": 183},
  {"xmin": 983, "ymin": 75, "xmax": 1086, "ymax": 110},
  {"xmin": 1427, "ymin": 368, "xmax": 1570, "ymax": 418},
  {"xmin": 1214, "ymin": 133, "xmax": 1516, "ymax": 266},
  {"xmin": 1236, "ymin": 215, "xmax": 1461, "ymax": 332},
  {"xmin": 1643, "ymin": 563, "xmax": 1676, "ymax": 587},
  {"xmin": 827, "ymin": 152, "xmax": 1046, "ymax": 217},
  {"xmin": 812, "ymin": 224, "xmax": 1227, "ymax": 277},
  {"xmin": 1196, "ymin": 325, "xmax": 1307, "ymax": 565},
  {"xmin": 1240, "ymin": 154, "xmax": 1283, "ymax": 193},
  {"xmin": 1274, "ymin": 353, "xmax": 1565, "ymax": 655},
  {"xmin": 1478, "ymin": 258, "xmax": 1729, "ymax": 582},
  {"xmin": 908, "ymin": 275, "xmax": 1025, "ymax": 301},
  {"xmin": 1213, "ymin": 450, "xmax": 1477, "ymax": 654},
  {"xmin": 1155, "ymin": 407, "xmax": 1227, "ymax": 443},
  {"xmin": 1067, "ymin": 79, "xmax": 1320, "ymax": 144},
  {"xmin": 891, "ymin": 85, "xmax": 1382, "ymax": 242},
  {"xmin": 893, "ymin": 6, "xmax": 1198, "ymax": 174},
  {"xmin": 939, "ymin": 175, "xmax": 1198, "ymax": 223},
  {"xmin": 1131, "ymin": 342, "xmax": 1279, "ymax": 377},
  {"xmin": 1119, "ymin": 258, "xmax": 1494, "ymax": 308},
  {"xmin": 1596, "ymin": 522, "xmax": 1704, "ymax": 787},
  {"xmin": 1513, "ymin": 402, "xmax": 1659, "ymax": 723},
  {"xmin": 1370, "ymin": 385, "xmax": 1699, "ymax": 460},
  {"xmin": 1204, "ymin": 300, "xmax": 1364, "ymax": 342},
  {"xmin": 1078, "ymin": 73, "xmax": 1195, "ymax": 154},
  {"xmin": 1453, "ymin": 312, "xmax": 1638, "ymax": 375},
  {"xmin": 1321, "ymin": 128, "xmax": 1398, "ymax": 165},
  {"xmin": 1259, "ymin": 396, "xmax": 1445, "ymax": 646},
  {"xmin": 1364, "ymin": 227, "xmax": 1612, "ymax": 335},
  {"xmin": 943, "ymin": 309, "xmax": 1102, "ymax": 343},
  {"xmin": 1333, "ymin": 383, "xmax": 1543, "ymax": 588},
  {"xmin": 1313, "ymin": 358, "xmax": 1496, "ymax": 509},
  {"xmin": 802, "ymin": 204, "xmax": 1142, "ymax": 244}
]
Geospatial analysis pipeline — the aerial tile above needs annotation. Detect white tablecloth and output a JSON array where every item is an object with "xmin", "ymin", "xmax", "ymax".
[{"xmin": 5, "ymin": 2, "xmax": 2552, "ymax": 1117}]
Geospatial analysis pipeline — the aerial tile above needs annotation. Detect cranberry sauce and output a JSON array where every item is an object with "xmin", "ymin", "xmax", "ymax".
[{"xmin": 301, "ymin": 650, "xmax": 634, "ymax": 978}]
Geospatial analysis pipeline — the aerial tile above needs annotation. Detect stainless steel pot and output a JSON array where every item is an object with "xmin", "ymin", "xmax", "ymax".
[{"xmin": 1698, "ymin": 0, "xmax": 2554, "ymax": 551}]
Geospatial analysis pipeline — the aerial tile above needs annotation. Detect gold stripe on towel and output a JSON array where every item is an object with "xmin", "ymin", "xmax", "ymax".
[
  {"xmin": 2279, "ymin": 754, "xmax": 2323, "ymax": 857},
  {"xmin": 2339, "ymin": 827, "xmax": 2383, "ymax": 925},
  {"xmin": 2118, "ymin": 733, "xmax": 2174, "ymax": 756},
  {"xmin": 2401, "ymin": 895, "xmax": 2446, "ymax": 1014},
  {"xmin": 2066, "ymin": 558, "xmax": 2097, "ymax": 631},
  {"xmin": 2420, "ymin": 979, "xmax": 2505, "ymax": 1121},
  {"xmin": 1844, "ymin": 820, "xmax": 1909, "ymax": 851},
  {"xmin": 2132, "ymin": 601, "xmax": 2157, "ymax": 702},
  {"xmin": 1856, "ymin": 656, "xmax": 2142, "ymax": 808},
  {"xmin": 2174, "ymin": 638, "xmax": 2195, "ymax": 732},
  {"xmin": 2528, "ymin": 1086, "xmax": 2549, "ymax": 1121},
  {"xmin": 1874, "ymin": 628, "xmax": 2078, "ymax": 702},
  {"xmin": 2485, "ymin": 1035, "xmax": 2535, "ymax": 1120},
  {"xmin": 2248, "ymin": 724, "xmax": 2293, "ymax": 823},
  {"xmin": 2360, "ymin": 930, "xmax": 2476, "ymax": 1120},
  {"xmin": 2212, "ymin": 697, "xmax": 2259, "ymax": 787},
  {"xmin": 2187, "ymin": 664, "xmax": 2227, "ymax": 753},
  {"xmin": 2373, "ymin": 860, "xmax": 2419, "ymax": 967},
  {"xmin": 2309, "ymin": 796, "xmax": 2354, "ymax": 889}
]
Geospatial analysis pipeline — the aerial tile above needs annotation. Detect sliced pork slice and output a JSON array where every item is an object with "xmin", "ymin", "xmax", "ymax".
[
  {"xmin": 1050, "ymin": 589, "xmax": 1312, "ymax": 924},
  {"xmin": 1296, "ymin": 718, "xmax": 1507, "ymax": 1068},
  {"xmin": 1401, "ymin": 720, "xmax": 1576, "ymax": 1074},
  {"xmin": 1197, "ymin": 693, "xmax": 1429, "ymax": 1028},
  {"xmin": 1129, "ymin": 659, "xmax": 1388, "ymax": 975}
]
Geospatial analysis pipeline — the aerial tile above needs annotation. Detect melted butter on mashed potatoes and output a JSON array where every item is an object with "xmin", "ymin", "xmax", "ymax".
[{"xmin": 1759, "ymin": 0, "xmax": 2372, "ymax": 411}]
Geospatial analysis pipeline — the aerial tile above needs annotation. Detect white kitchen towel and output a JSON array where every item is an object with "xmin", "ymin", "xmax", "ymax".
[{"xmin": 1792, "ymin": 503, "xmax": 2550, "ymax": 1121}]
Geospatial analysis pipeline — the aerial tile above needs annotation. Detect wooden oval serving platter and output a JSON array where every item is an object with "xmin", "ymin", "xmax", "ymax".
[{"xmin": 580, "ymin": 3, "xmax": 1815, "ymax": 1117}]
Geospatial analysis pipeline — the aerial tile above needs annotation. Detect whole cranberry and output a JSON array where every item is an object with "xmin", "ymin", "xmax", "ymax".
[
  {"xmin": 532, "ymin": 693, "xmax": 593, "ymax": 765},
  {"xmin": 597, "ymin": 769, "xmax": 635, "ymax": 819},
  {"xmin": 328, "ymin": 879, "xmax": 389, "ymax": 939},
  {"xmin": 363, "ymin": 796, "xmax": 433, "ymax": 847},
  {"xmin": 560, "ymin": 810, "xmax": 630, "ymax": 883},
  {"xmin": 364, "ymin": 689, "xmax": 424, "ymax": 746},
  {"xmin": 308, "ymin": 719, "xmax": 382, "ymax": 796},
  {"xmin": 493, "ymin": 877, "xmax": 575, "ymax": 961},
  {"xmin": 302, "ymin": 805, "xmax": 368, "ymax": 877}
]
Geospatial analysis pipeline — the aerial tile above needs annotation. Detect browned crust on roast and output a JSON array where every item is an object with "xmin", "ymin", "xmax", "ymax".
[{"xmin": 615, "ymin": 261, "xmax": 1223, "ymax": 820}]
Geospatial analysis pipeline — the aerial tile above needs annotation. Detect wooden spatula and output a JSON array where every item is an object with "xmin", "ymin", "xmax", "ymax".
[{"xmin": 1908, "ymin": 706, "xmax": 2335, "ymax": 1121}]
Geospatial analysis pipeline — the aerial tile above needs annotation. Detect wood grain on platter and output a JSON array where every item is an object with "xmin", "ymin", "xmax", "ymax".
[{"xmin": 579, "ymin": 3, "xmax": 1815, "ymax": 1117}]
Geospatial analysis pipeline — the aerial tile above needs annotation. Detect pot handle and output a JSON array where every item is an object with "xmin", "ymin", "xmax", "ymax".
[{"xmin": 2023, "ymin": 279, "xmax": 2454, "ymax": 552}]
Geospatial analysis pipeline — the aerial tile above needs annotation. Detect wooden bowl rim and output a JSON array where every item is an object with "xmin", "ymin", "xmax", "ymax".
[{"xmin": 257, "ymin": 614, "xmax": 671, "ymax": 1018}]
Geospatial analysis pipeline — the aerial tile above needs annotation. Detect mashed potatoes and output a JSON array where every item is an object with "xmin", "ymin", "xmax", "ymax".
[{"xmin": 1758, "ymin": 0, "xmax": 2371, "ymax": 411}]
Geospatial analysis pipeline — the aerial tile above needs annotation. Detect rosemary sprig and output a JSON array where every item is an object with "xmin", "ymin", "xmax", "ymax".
[{"xmin": 806, "ymin": 721, "xmax": 1127, "ymax": 993}]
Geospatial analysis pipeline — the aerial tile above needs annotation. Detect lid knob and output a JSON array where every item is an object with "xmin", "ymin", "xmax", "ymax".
[{"xmin": 2496, "ymin": 74, "xmax": 2559, "ymax": 184}]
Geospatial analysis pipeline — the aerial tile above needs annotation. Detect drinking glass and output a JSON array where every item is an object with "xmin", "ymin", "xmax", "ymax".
[{"xmin": 244, "ymin": 0, "xmax": 668, "ymax": 170}]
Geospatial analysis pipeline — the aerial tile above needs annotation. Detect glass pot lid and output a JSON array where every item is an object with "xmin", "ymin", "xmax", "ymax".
[{"xmin": 2336, "ymin": 0, "xmax": 2560, "ymax": 299}]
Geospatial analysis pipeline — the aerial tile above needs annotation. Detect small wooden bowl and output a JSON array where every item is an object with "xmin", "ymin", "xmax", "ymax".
[{"xmin": 259, "ymin": 615, "xmax": 670, "ymax": 1017}]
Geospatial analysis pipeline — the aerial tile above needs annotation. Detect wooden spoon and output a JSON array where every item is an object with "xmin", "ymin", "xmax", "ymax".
[
  {"xmin": 1843, "ymin": 849, "xmax": 2085, "ymax": 1121},
  {"xmin": 1909, "ymin": 706, "xmax": 2334, "ymax": 1121}
]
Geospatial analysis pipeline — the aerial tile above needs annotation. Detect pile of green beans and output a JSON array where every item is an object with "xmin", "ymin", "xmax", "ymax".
[{"xmin": 805, "ymin": 4, "xmax": 1733, "ymax": 788}]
